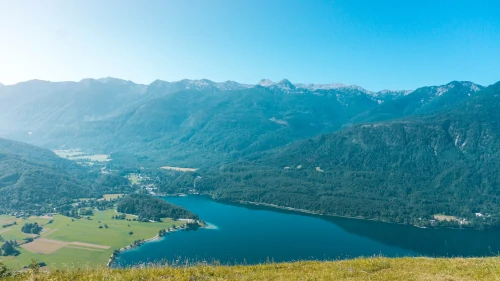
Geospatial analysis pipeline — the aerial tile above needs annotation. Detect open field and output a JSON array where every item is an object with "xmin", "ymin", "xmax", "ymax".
[
  {"xmin": 0, "ymin": 215, "xmax": 18, "ymax": 226},
  {"xmin": 70, "ymin": 154, "xmax": 111, "ymax": 162},
  {"xmin": 434, "ymin": 214, "xmax": 459, "ymax": 221},
  {"xmin": 127, "ymin": 174, "xmax": 143, "ymax": 185},
  {"xmin": 102, "ymin": 194, "xmax": 124, "ymax": 200},
  {"xmin": 4, "ymin": 257, "xmax": 500, "ymax": 280},
  {"xmin": 0, "ymin": 210, "xmax": 184, "ymax": 269},
  {"xmin": 160, "ymin": 166, "xmax": 197, "ymax": 172},
  {"xmin": 53, "ymin": 149, "xmax": 85, "ymax": 158},
  {"xmin": 53, "ymin": 149, "xmax": 111, "ymax": 162}
]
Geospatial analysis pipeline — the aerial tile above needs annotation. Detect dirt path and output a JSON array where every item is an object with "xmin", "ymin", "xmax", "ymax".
[{"xmin": 0, "ymin": 228, "xmax": 11, "ymax": 234}]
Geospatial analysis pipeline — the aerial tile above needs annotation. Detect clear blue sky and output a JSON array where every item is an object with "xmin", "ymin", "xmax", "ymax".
[{"xmin": 0, "ymin": 0, "xmax": 499, "ymax": 91}]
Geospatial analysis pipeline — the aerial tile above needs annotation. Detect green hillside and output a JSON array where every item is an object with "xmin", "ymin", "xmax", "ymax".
[
  {"xmin": 0, "ymin": 138, "xmax": 131, "ymax": 214},
  {"xmin": 199, "ymin": 82, "xmax": 500, "ymax": 229}
]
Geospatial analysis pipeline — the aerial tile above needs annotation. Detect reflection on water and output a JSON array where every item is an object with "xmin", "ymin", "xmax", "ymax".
[{"xmin": 114, "ymin": 195, "xmax": 500, "ymax": 267}]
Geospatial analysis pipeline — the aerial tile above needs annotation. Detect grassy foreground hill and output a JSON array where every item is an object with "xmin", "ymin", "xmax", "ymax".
[{"xmin": 2, "ymin": 257, "xmax": 499, "ymax": 280}]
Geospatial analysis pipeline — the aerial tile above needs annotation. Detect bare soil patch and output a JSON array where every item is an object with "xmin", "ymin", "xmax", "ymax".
[
  {"xmin": 70, "ymin": 242, "xmax": 110, "ymax": 249},
  {"xmin": 21, "ymin": 238, "xmax": 110, "ymax": 254},
  {"xmin": 21, "ymin": 238, "xmax": 69, "ymax": 254}
]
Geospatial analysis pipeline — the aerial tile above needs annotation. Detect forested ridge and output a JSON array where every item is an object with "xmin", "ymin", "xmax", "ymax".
[
  {"xmin": 116, "ymin": 194, "xmax": 199, "ymax": 221},
  {"xmin": 198, "ymin": 82, "xmax": 500, "ymax": 229},
  {"xmin": 0, "ymin": 138, "xmax": 132, "ymax": 215}
]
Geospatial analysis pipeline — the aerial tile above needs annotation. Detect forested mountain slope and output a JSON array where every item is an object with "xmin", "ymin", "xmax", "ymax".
[
  {"xmin": 67, "ymin": 85, "xmax": 384, "ymax": 166},
  {"xmin": 199, "ymin": 81, "xmax": 500, "ymax": 229},
  {"xmin": 0, "ymin": 78, "xmax": 485, "ymax": 169},
  {"xmin": 351, "ymin": 81, "xmax": 483, "ymax": 123},
  {"xmin": 0, "ymin": 138, "xmax": 130, "ymax": 214}
]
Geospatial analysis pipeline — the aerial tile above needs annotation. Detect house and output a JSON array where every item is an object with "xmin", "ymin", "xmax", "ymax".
[{"xmin": 475, "ymin": 213, "xmax": 484, "ymax": 217}]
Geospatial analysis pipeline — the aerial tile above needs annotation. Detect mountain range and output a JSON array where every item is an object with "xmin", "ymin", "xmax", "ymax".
[
  {"xmin": 0, "ymin": 77, "xmax": 498, "ymax": 228},
  {"xmin": 0, "ymin": 78, "xmax": 480, "ymax": 166},
  {"xmin": 199, "ymin": 81, "xmax": 500, "ymax": 228}
]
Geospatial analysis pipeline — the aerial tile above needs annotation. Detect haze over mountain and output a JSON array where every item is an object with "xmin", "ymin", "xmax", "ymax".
[
  {"xmin": 1, "ymin": 76, "xmax": 500, "ymax": 229},
  {"xmin": 0, "ymin": 77, "xmax": 483, "ymax": 167}
]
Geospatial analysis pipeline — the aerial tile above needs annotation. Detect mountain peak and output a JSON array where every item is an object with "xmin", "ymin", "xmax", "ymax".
[
  {"xmin": 97, "ymin": 77, "xmax": 137, "ymax": 85},
  {"xmin": 275, "ymin": 79, "xmax": 296, "ymax": 90},
  {"xmin": 258, "ymin": 79, "xmax": 276, "ymax": 87}
]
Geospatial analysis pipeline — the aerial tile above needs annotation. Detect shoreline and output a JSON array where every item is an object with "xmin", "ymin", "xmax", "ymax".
[
  {"xmin": 107, "ymin": 220, "xmax": 205, "ymax": 267},
  {"xmin": 228, "ymin": 199, "xmax": 469, "ymax": 231},
  {"xmin": 164, "ymin": 194, "xmax": 477, "ymax": 230}
]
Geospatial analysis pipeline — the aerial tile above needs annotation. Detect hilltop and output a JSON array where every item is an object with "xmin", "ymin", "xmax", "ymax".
[{"xmin": 2, "ymin": 257, "xmax": 499, "ymax": 280}]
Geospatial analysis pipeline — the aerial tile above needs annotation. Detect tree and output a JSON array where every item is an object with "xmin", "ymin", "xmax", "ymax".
[
  {"xmin": 1, "ymin": 240, "xmax": 19, "ymax": 256},
  {"xmin": 21, "ymin": 222, "xmax": 42, "ymax": 234}
]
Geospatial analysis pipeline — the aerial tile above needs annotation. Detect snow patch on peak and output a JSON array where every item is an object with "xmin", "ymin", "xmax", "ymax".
[{"xmin": 258, "ymin": 79, "xmax": 276, "ymax": 87}]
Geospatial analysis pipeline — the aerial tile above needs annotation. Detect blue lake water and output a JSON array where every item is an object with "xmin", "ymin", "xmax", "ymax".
[{"xmin": 114, "ymin": 195, "xmax": 500, "ymax": 267}]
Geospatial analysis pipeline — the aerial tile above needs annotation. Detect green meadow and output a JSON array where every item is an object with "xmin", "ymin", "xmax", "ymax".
[{"xmin": 0, "ymin": 210, "xmax": 184, "ymax": 270}]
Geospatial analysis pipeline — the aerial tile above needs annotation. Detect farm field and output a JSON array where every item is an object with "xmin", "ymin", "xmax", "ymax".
[{"xmin": 0, "ymin": 210, "xmax": 184, "ymax": 270}]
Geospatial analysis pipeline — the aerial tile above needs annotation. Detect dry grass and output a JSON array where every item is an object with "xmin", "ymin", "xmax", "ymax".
[
  {"xmin": 434, "ymin": 214, "xmax": 459, "ymax": 221},
  {"xmin": 21, "ymin": 238, "xmax": 110, "ymax": 254},
  {"xmin": 5, "ymin": 257, "xmax": 500, "ymax": 281},
  {"xmin": 21, "ymin": 239, "xmax": 68, "ymax": 254}
]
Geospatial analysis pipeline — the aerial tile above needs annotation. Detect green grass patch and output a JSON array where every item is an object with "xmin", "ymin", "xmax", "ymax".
[
  {"xmin": 127, "ymin": 174, "xmax": 142, "ymax": 185},
  {"xmin": 0, "ymin": 210, "xmax": 184, "ymax": 269},
  {"xmin": 0, "ymin": 215, "xmax": 17, "ymax": 226}
]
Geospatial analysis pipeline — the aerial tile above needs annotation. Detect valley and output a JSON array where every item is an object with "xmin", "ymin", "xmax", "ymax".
[{"xmin": 1, "ymin": 77, "xmax": 500, "ymax": 272}]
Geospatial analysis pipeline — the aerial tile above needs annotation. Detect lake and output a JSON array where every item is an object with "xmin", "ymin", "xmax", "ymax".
[{"xmin": 114, "ymin": 195, "xmax": 500, "ymax": 267}]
